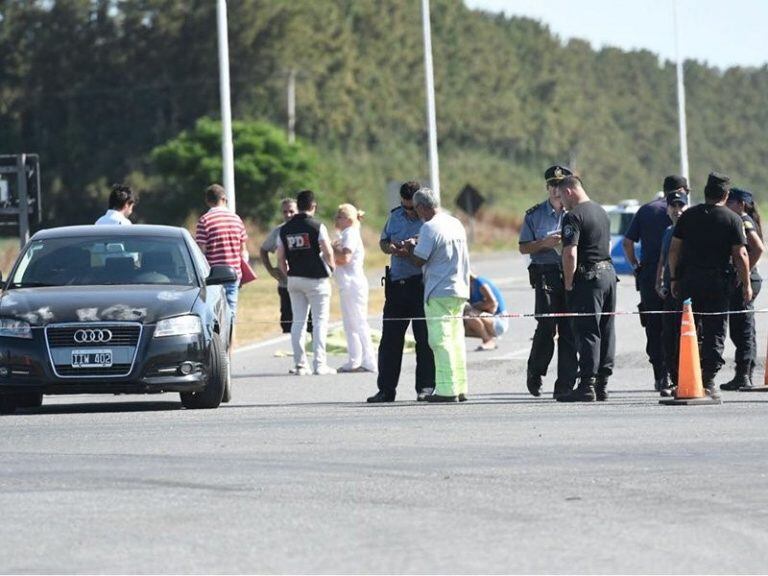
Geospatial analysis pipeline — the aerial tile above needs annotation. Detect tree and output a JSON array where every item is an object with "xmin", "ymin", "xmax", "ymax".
[{"xmin": 150, "ymin": 117, "xmax": 318, "ymax": 225}]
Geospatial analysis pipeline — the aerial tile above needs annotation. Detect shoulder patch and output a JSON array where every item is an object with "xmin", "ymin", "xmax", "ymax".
[{"xmin": 525, "ymin": 202, "xmax": 542, "ymax": 216}]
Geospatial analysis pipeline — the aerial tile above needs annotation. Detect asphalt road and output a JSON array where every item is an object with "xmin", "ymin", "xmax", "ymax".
[{"xmin": 3, "ymin": 252, "xmax": 768, "ymax": 574}]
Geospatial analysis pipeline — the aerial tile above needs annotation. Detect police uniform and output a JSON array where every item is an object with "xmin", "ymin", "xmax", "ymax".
[
  {"xmin": 370, "ymin": 205, "xmax": 435, "ymax": 401},
  {"xmin": 722, "ymin": 187, "xmax": 763, "ymax": 390},
  {"xmin": 557, "ymin": 198, "xmax": 616, "ymax": 402},
  {"xmin": 624, "ymin": 177, "xmax": 678, "ymax": 390},
  {"xmin": 520, "ymin": 171, "xmax": 578, "ymax": 398},
  {"xmin": 672, "ymin": 173, "xmax": 747, "ymax": 396}
]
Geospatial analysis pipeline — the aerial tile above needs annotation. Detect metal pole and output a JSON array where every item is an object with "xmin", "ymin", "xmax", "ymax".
[
  {"xmin": 674, "ymin": 0, "xmax": 690, "ymax": 185},
  {"xmin": 217, "ymin": 0, "xmax": 236, "ymax": 211},
  {"xmin": 16, "ymin": 154, "xmax": 29, "ymax": 248},
  {"xmin": 421, "ymin": 0, "xmax": 440, "ymax": 197},
  {"xmin": 287, "ymin": 68, "xmax": 296, "ymax": 144}
]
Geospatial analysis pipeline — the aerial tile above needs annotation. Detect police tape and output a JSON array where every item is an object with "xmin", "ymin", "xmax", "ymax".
[{"xmin": 235, "ymin": 306, "xmax": 768, "ymax": 324}]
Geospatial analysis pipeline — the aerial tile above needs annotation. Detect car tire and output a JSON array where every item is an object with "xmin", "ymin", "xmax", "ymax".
[
  {"xmin": 221, "ymin": 352, "xmax": 232, "ymax": 403},
  {"xmin": 180, "ymin": 333, "xmax": 225, "ymax": 409},
  {"xmin": 0, "ymin": 394, "xmax": 18, "ymax": 415},
  {"xmin": 16, "ymin": 392, "xmax": 43, "ymax": 409}
]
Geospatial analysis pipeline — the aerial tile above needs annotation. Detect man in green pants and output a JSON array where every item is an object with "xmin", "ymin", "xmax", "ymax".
[{"xmin": 407, "ymin": 187, "xmax": 471, "ymax": 402}]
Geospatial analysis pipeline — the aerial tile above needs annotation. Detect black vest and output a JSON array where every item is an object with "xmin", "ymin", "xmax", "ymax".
[{"xmin": 279, "ymin": 213, "xmax": 329, "ymax": 279}]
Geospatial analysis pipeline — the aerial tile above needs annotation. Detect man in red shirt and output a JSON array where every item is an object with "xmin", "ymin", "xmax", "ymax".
[{"xmin": 195, "ymin": 184, "xmax": 248, "ymax": 322}]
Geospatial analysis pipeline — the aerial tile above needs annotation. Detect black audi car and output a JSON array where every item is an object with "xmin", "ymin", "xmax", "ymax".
[{"xmin": 0, "ymin": 225, "xmax": 237, "ymax": 414}]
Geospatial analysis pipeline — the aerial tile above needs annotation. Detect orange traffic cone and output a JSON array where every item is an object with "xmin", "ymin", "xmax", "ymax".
[
  {"xmin": 739, "ymin": 336, "xmax": 768, "ymax": 392},
  {"xmin": 660, "ymin": 298, "xmax": 721, "ymax": 405}
]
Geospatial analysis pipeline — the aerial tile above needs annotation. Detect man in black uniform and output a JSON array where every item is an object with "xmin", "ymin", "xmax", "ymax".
[
  {"xmin": 668, "ymin": 173, "xmax": 751, "ymax": 398},
  {"xmin": 518, "ymin": 165, "xmax": 578, "ymax": 398},
  {"xmin": 555, "ymin": 176, "xmax": 616, "ymax": 402}
]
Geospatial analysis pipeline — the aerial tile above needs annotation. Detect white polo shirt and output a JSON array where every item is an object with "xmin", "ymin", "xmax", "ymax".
[{"xmin": 95, "ymin": 209, "xmax": 132, "ymax": 225}]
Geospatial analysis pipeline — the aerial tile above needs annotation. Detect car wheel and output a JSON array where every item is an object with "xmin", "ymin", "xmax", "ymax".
[
  {"xmin": 16, "ymin": 392, "xmax": 43, "ymax": 409},
  {"xmin": 221, "ymin": 351, "xmax": 232, "ymax": 403},
  {"xmin": 180, "ymin": 333, "xmax": 225, "ymax": 409},
  {"xmin": 0, "ymin": 394, "xmax": 18, "ymax": 415}
]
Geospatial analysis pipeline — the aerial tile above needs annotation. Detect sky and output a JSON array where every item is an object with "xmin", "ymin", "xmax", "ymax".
[{"xmin": 464, "ymin": 0, "xmax": 767, "ymax": 70}]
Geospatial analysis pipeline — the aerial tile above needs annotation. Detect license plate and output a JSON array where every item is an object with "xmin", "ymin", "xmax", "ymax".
[{"xmin": 71, "ymin": 349, "xmax": 113, "ymax": 368}]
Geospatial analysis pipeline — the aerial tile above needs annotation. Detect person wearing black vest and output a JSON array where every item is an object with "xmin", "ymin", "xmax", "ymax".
[
  {"xmin": 668, "ymin": 172, "xmax": 750, "ymax": 399},
  {"xmin": 277, "ymin": 189, "xmax": 337, "ymax": 376}
]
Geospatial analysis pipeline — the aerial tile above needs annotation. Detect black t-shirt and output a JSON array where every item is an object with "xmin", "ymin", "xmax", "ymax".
[
  {"xmin": 673, "ymin": 204, "xmax": 746, "ymax": 270},
  {"xmin": 561, "ymin": 201, "xmax": 611, "ymax": 265}
]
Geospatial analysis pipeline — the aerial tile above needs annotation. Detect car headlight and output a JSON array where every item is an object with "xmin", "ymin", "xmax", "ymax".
[
  {"xmin": 0, "ymin": 319, "xmax": 32, "ymax": 339},
  {"xmin": 154, "ymin": 315, "xmax": 202, "ymax": 338}
]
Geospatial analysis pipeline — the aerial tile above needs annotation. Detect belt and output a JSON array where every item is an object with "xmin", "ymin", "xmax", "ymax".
[
  {"xmin": 390, "ymin": 274, "xmax": 423, "ymax": 286},
  {"xmin": 576, "ymin": 260, "xmax": 612, "ymax": 274}
]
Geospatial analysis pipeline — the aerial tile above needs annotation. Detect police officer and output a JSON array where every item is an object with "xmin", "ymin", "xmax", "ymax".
[
  {"xmin": 366, "ymin": 181, "xmax": 435, "ymax": 403},
  {"xmin": 622, "ymin": 176, "xmax": 683, "ymax": 392},
  {"xmin": 668, "ymin": 173, "xmax": 751, "ymax": 399},
  {"xmin": 555, "ymin": 175, "xmax": 616, "ymax": 402},
  {"xmin": 519, "ymin": 165, "xmax": 578, "ymax": 398},
  {"xmin": 721, "ymin": 187, "xmax": 764, "ymax": 390}
]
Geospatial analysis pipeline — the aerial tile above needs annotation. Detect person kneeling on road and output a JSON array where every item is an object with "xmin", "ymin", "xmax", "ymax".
[{"xmin": 463, "ymin": 273, "xmax": 508, "ymax": 351}]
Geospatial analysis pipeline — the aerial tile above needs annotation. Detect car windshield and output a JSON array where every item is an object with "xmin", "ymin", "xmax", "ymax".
[
  {"xmin": 9, "ymin": 236, "xmax": 197, "ymax": 288},
  {"xmin": 609, "ymin": 212, "xmax": 636, "ymax": 236}
]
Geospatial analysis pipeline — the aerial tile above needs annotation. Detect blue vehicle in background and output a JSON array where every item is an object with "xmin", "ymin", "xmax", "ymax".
[{"xmin": 604, "ymin": 200, "xmax": 641, "ymax": 275}]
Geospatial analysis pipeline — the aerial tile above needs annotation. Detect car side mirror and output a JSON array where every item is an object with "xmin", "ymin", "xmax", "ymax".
[{"xmin": 205, "ymin": 265, "xmax": 238, "ymax": 286}]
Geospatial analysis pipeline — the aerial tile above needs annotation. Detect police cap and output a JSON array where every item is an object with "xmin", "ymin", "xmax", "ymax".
[
  {"xmin": 544, "ymin": 165, "xmax": 573, "ymax": 183},
  {"xmin": 730, "ymin": 187, "xmax": 754, "ymax": 205},
  {"xmin": 665, "ymin": 190, "xmax": 689, "ymax": 206},
  {"xmin": 663, "ymin": 175, "xmax": 689, "ymax": 193}
]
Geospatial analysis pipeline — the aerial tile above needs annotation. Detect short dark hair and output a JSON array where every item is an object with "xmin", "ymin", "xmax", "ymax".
[
  {"xmin": 205, "ymin": 184, "xmax": 227, "ymax": 205},
  {"xmin": 296, "ymin": 189, "xmax": 316, "ymax": 211},
  {"xmin": 108, "ymin": 184, "xmax": 135, "ymax": 210},
  {"xmin": 553, "ymin": 175, "xmax": 584, "ymax": 192},
  {"xmin": 400, "ymin": 181, "xmax": 421, "ymax": 200}
]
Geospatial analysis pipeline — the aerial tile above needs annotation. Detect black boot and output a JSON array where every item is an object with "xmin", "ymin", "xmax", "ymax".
[
  {"xmin": 553, "ymin": 379, "xmax": 575, "ymax": 400},
  {"xmin": 702, "ymin": 374, "xmax": 722, "ymax": 400},
  {"xmin": 526, "ymin": 373, "xmax": 543, "ymax": 397},
  {"xmin": 720, "ymin": 369, "xmax": 750, "ymax": 391},
  {"xmin": 740, "ymin": 363, "xmax": 761, "ymax": 390},
  {"xmin": 556, "ymin": 377, "xmax": 596, "ymax": 403},
  {"xmin": 594, "ymin": 376, "xmax": 608, "ymax": 401}
]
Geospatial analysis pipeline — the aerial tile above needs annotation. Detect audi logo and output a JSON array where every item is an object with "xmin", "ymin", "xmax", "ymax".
[{"xmin": 74, "ymin": 329, "xmax": 113, "ymax": 344}]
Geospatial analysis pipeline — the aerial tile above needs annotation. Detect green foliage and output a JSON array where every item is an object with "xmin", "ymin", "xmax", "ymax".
[
  {"xmin": 1, "ymin": 0, "xmax": 767, "ymax": 229},
  {"xmin": 150, "ymin": 118, "xmax": 318, "ymax": 225}
]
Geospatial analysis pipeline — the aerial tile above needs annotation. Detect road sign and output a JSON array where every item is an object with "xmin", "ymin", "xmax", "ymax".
[{"xmin": 456, "ymin": 184, "xmax": 484, "ymax": 216}]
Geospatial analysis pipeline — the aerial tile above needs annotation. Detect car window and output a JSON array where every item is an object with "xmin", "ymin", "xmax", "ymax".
[{"xmin": 9, "ymin": 236, "xmax": 198, "ymax": 288}]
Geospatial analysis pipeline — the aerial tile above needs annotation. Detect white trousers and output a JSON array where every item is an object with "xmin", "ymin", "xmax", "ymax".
[
  {"xmin": 338, "ymin": 276, "xmax": 377, "ymax": 371},
  {"xmin": 287, "ymin": 276, "xmax": 331, "ymax": 371}
]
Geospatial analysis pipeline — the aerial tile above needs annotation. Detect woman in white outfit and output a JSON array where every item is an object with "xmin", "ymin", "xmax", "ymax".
[{"xmin": 332, "ymin": 204, "xmax": 378, "ymax": 373}]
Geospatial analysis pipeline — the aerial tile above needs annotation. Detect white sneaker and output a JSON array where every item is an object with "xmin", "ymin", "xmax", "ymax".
[
  {"xmin": 417, "ymin": 387, "xmax": 435, "ymax": 401},
  {"xmin": 289, "ymin": 366, "xmax": 311, "ymax": 376},
  {"xmin": 313, "ymin": 365, "xmax": 337, "ymax": 376}
]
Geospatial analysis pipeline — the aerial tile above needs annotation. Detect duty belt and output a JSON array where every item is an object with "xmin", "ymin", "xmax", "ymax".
[{"xmin": 576, "ymin": 260, "xmax": 612, "ymax": 274}]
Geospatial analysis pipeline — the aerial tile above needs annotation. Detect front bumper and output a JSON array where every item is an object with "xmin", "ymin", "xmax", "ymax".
[{"xmin": 0, "ymin": 328, "xmax": 209, "ymax": 395}]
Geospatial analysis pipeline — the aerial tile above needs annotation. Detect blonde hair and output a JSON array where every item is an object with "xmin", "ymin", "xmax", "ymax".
[{"xmin": 337, "ymin": 203, "xmax": 365, "ymax": 227}]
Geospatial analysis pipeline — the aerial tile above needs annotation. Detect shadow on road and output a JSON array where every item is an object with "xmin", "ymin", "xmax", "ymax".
[{"xmin": 10, "ymin": 400, "xmax": 182, "ymax": 416}]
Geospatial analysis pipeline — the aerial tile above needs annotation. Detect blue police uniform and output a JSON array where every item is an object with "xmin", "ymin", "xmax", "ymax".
[
  {"xmin": 520, "ymin": 199, "xmax": 577, "ymax": 397},
  {"xmin": 624, "ymin": 197, "xmax": 672, "ymax": 389},
  {"xmin": 375, "ymin": 206, "xmax": 435, "ymax": 398}
]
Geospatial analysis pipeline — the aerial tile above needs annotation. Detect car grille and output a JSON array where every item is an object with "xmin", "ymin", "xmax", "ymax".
[
  {"xmin": 46, "ymin": 325, "xmax": 141, "ymax": 348},
  {"xmin": 44, "ymin": 323, "xmax": 142, "ymax": 379},
  {"xmin": 55, "ymin": 364, "xmax": 133, "ymax": 377}
]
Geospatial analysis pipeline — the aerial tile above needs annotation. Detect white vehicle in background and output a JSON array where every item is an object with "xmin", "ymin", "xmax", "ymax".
[{"xmin": 604, "ymin": 199, "xmax": 641, "ymax": 275}]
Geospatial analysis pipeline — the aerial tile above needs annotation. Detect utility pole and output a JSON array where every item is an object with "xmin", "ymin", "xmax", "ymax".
[
  {"xmin": 674, "ymin": 0, "xmax": 690, "ymax": 187},
  {"xmin": 421, "ymin": 0, "xmax": 440, "ymax": 197},
  {"xmin": 16, "ymin": 154, "xmax": 29, "ymax": 247},
  {"xmin": 287, "ymin": 68, "xmax": 296, "ymax": 144},
  {"xmin": 217, "ymin": 0, "xmax": 236, "ymax": 211}
]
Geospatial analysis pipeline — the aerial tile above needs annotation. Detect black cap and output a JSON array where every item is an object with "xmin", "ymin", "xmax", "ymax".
[
  {"xmin": 729, "ymin": 187, "xmax": 754, "ymax": 204},
  {"xmin": 663, "ymin": 175, "xmax": 689, "ymax": 193},
  {"xmin": 704, "ymin": 172, "xmax": 731, "ymax": 199},
  {"xmin": 544, "ymin": 165, "xmax": 573, "ymax": 183},
  {"xmin": 666, "ymin": 191, "xmax": 689, "ymax": 206}
]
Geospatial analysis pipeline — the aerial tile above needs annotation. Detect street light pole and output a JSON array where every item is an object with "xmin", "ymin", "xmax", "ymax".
[
  {"xmin": 674, "ymin": 0, "xmax": 690, "ymax": 186},
  {"xmin": 421, "ymin": 0, "xmax": 440, "ymax": 197},
  {"xmin": 217, "ymin": 0, "xmax": 236, "ymax": 211}
]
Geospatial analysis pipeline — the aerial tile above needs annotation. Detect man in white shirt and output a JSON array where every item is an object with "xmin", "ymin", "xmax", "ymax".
[
  {"xmin": 407, "ymin": 187, "xmax": 471, "ymax": 402},
  {"xmin": 95, "ymin": 184, "xmax": 135, "ymax": 225}
]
